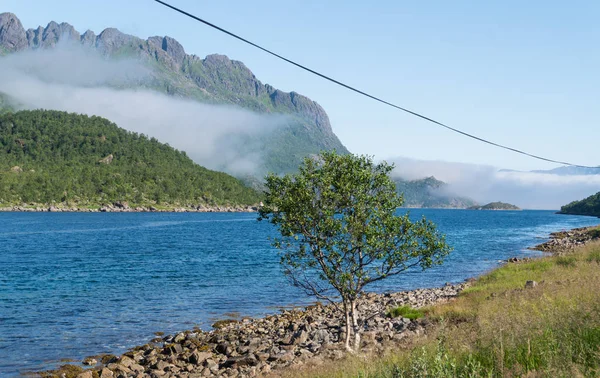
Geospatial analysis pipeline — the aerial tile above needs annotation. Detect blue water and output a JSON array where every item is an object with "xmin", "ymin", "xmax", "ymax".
[{"xmin": 0, "ymin": 210, "xmax": 598, "ymax": 376}]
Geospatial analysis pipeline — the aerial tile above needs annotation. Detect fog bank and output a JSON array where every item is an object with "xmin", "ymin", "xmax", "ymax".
[
  {"xmin": 389, "ymin": 157, "xmax": 600, "ymax": 210},
  {"xmin": 0, "ymin": 43, "xmax": 285, "ymax": 176}
]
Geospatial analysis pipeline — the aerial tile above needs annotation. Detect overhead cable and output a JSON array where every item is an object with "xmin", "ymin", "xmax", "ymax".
[{"xmin": 153, "ymin": 0, "xmax": 598, "ymax": 169}]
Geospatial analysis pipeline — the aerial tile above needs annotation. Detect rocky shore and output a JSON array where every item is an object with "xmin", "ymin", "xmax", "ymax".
[
  {"xmin": 42, "ymin": 284, "xmax": 468, "ymax": 378},
  {"xmin": 0, "ymin": 202, "xmax": 259, "ymax": 213},
  {"xmin": 529, "ymin": 225, "xmax": 600, "ymax": 254}
]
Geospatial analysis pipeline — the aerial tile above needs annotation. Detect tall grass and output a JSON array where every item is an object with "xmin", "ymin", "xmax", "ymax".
[{"xmin": 281, "ymin": 242, "xmax": 600, "ymax": 378}]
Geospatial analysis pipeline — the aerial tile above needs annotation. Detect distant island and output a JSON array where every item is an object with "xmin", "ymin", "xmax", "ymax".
[
  {"xmin": 559, "ymin": 192, "xmax": 600, "ymax": 217},
  {"xmin": 468, "ymin": 202, "xmax": 521, "ymax": 211}
]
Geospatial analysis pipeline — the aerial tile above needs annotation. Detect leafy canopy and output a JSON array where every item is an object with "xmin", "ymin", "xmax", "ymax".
[
  {"xmin": 0, "ymin": 110, "xmax": 260, "ymax": 207},
  {"xmin": 258, "ymin": 151, "xmax": 451, "ymax": 303}
]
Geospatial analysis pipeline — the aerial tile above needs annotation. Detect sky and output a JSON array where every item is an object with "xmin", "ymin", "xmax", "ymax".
[{"xmin": 2, "ymin": 0, "xmax": 600, "ymax": 172}]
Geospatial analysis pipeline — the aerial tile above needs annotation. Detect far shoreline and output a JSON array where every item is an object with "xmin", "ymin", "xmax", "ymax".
[{"xmin": 0, "ymin": 203, "xmax": 259, "ymax": 213}]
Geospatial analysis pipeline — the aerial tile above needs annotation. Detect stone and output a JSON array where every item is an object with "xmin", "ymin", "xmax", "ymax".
[
  {"xmin": 0, "ymin": 13, "xmax": 27, "ymax": 52},
  {"xmin": 313, "ymin": 329, "xmax": 330, "ymax": 344},
  {"xmin": 525, "ymin": 280, "xmax": 538, "ymax": 288},
  {"xmin": 82, "ymin": 357, "xmax": 97, "ymax": 366},
  {"xmin": 162, "ymin": 343, "xmax": 183, "ymax": 355},
  {"xmin": 99, "ymin": 368, "xmax": 114, "ymax": 378},
  {"xmin": 292, "ymin": 330, "xmax": 308, "ymax": 345},
  {"xmin": 174, "ymin": 332, "xmax": 186, "ymax": 343},
  {"xmin": 188, "ymin": 351, "xmax": 212, "ymax": 365},
  {"xmin": 119, "ymin": 355, "xmax": 135, "ymax": 368},
  {"xmin": 76, "ymin": 371, "xmax": 94, "ymax": 378},
  {"xmin": 220, "ymin": 355, "xmax": 258, "ymax": 369}
]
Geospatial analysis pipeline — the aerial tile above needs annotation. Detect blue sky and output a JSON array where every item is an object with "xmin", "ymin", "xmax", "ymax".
[{"xmin": 3, "ymin": 0, "xmax": 600, "ymax": 171}]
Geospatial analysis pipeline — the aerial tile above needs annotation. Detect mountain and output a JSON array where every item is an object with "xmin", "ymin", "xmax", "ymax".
[
  {"xmin": 468, "ymin": 202, "xmax": 520, "ymax": 211},
  {"xmin": 559, "ymin": 192, "xmax": 600, "ymax": 217},
  {"xmin": 0, "ymin": 12, "xmax": 348, "ymax": 175},
  {"xmin": 0, "ymin": 110, "xmax": 260, "ymax": 208},
  {"xmin": 394, "ymin": 176, "xmax": 477, "ymax": 208}
]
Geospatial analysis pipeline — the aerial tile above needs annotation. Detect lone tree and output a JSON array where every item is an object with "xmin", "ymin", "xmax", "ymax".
[{"xmin": 258, "ymin": 151, "xmax": 451, "ymax": 352}]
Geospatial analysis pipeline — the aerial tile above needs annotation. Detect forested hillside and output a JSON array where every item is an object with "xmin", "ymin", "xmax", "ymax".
[
  {"xmin": 394, "ymin": 176, "xmax": 477, "ymax": 208},
  {"xmin": 0, "ymin": 110, "xmax": 260, "ymax": 207},
  {"xmin": 559, "ymin": 192, "xmax": 600, "ymax": 217}
]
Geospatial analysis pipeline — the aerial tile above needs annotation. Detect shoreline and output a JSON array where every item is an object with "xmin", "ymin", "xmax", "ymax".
[
  {"xmin": 34, "ymin": 224, "xmax": 600, "ymax": 378},
  {"xmin": 0, "ymin": 203, "xmax": 259, "ymax": 213}
]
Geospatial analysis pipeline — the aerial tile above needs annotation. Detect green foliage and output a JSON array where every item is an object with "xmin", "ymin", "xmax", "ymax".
[
  {"xmin": 0, "ymin": 110, "xmax": 260, "ymax": 207},
  {"xmin": 560, "ymin": 191, "xmax": 600, "ymax": 216},
  {"xmin": 386, "ymin": 305, "xmax": 424, "ymax": 320},
  {"xmin": 555, "ymin": 255, "xmax": 577, "ymax": 267},
  {"xmin": 259, "ymin": 151, "xmax": 450, "ymax": 302},
  {"xmin": 586, "ymin": 249, "xmax": 600, "ymax": 263},
  {"xmin": 258, "ymin": 151, "xmax": 450, "ymax": 350}
]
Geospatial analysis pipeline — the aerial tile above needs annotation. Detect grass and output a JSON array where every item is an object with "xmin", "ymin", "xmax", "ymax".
[
  {"xmin": 277, "ymin": 241, "xmax": 600, "ymax": 378},
  {"xmin": 387, "ymin": 305, "xmax": 425, "ymax": 320}
]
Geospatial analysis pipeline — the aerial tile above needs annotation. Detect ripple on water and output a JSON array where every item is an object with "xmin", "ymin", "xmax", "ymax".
[{"xmin": 0, "ymin": 210, "xmax": 598, "ymax": 376}]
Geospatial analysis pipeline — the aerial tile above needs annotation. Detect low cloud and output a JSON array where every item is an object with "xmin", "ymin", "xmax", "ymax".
[
  {"xmin": 388, "ymin": 157, "xmax": 600, "ymax": 210},
  {"xmin": 0, "ymin": 42, "xmax": 285, "ymax": 176}
]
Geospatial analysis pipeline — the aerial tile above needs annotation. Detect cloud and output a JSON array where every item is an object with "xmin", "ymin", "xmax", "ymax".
[
  {"xmin": 0, "ymin": 42, "xmax": 286, "ymax": 176},
  {"xmin": 388, "ymin": 157, "xmax": 600, "ymax": 210}
]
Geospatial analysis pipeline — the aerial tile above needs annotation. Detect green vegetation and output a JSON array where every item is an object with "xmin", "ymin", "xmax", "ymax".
[
  {"xmin": 284, "ymin": 242, "xmax": 600, "ymax": 378},
  {"xmin": 0, "ymin": 92, "xmax": 15, "ymax": 114},
  {"xmin": 259, "ymin": 152, "xmax": 450, "ymax": 351},
  {"xmin": 0, "ymin": 110, "xmax": 260, "ymax": 208},
  {"xmin": 560, "ymin": 192, "xmax": 600, "ymax": 217},
  {"xmin": 386, "ymin": 305, "xmax": 424, "ymax": 320},
  {"xmin": 468, "ymin": 201, "xmax": 521, "ymax": 211},
  {"xmin": 394, "ymin": 176, "xmax": 477, "ymax": 208}
]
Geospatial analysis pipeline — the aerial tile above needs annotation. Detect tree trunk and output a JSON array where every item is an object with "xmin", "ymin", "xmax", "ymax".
[
  {"xmin": 351, "ymin": 300, "xmax": 361, "ymax": 352},
  {"xmin": 343, "ymin": 301, "xmax": 352, "ymax": 352}
]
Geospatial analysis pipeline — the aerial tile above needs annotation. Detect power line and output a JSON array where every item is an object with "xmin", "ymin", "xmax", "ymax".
[{"xmin": 153, "ymin": 0, "xmax": 597, "ymax": 169}]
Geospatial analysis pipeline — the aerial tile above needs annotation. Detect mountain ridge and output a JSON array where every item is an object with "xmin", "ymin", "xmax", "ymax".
[
  {"xmin": 0, "ymin": 12, "xmax": 348, "ymax": 174},
  {"xmin": 394, "ymin": 176, "xmax": 478, "ymax": 208},
  {"xmin": 559, "ymin": 192, "xmax": 600, "ymax": 217}
]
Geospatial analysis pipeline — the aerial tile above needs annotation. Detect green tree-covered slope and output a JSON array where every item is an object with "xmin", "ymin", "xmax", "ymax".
[
  {"xmin": 394, "ymin": 176, "xmax": 477, "ymax": 208},
  {"xmin": 0, "ymin": 110, "xmax": 260, "ymax": 207},
  {"xmin": 559, "ymin": 192, "xmax": 600, "ymax": 217},
  {"xmin": 0, "ymin": 12, "xmax": 348, "ymax": 175}
]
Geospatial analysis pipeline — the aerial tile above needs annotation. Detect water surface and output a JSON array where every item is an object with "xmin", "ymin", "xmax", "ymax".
[{"xmin": 0, "ymin": 210, "xmax": 597, "ymax": 376}]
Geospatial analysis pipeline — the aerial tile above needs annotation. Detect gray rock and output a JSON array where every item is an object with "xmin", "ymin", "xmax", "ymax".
[
  {"xmin": 525, "ymin": 280, "xmax": 538, "ymax": 288},
  {"xmin": 0, "ymin": 13, "xmax": 27, "ymax": 52},
  {"xmin": 82, "ymin": 357, "xmax": 97, "ymax": 366},
  {"xmin": 80, "ymin": 30, "xmax": 96, "ymax": 47},
  {"xmin": 188, "ymin": 351, "xmax": 211, "ymax": 365}
]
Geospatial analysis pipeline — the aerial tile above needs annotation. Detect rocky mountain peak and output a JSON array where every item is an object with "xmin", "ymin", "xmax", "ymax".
[{"xmin": 0, "ymin": 12, "xmax": 27, "ymax": 52}]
